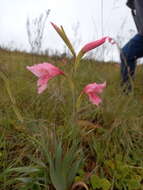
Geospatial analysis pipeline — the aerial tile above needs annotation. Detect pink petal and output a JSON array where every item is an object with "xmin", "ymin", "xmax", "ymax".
[
  {"xmin": 37, "ymin": 75, "xmax": 50, "ymax": 93},
  {"xmin": 27, "ymin": 63, "xmax": 64, "ymax": 78},
  {"xmin": 37, "ymin": 75, "xmax": 50, "ymax": 86},
  {"xmin": 26, "ymin": 63, "xmax": 49, "ymax": 77},
  {"xmin": 41, "ymin": 63, "xmax": 64, "ymax": 77},
  {"xmin": 83, "ymin": 81, "xmax": 106, "ymax": 106},
  {"xmin": 84, "ymin": 82, "xmax": 106, "ymax": 94},
  {"xmin": 93, "ymin": 81, "xmax": 106, "ymax": 93},
  {"xmin": 38, "ymin": 83, "xmax": 48, "ymax": 94},
  {"xmin": 26, "ymin": 65, "xmax": 45, "ymax": 77},
  {"xmin": 88, "ymin": 93, "xmax": 102, "ymax": 106},
  {"xmin": 27, "ymin": 63, "xmax": 64, "ymax": 94},
  {"xmin": 81, "ymin": 37, "xmax": 114, "ymax": 53},
  {"xmin": 37, "ymin": 76, "xmax": 50, "ymax": 86}
]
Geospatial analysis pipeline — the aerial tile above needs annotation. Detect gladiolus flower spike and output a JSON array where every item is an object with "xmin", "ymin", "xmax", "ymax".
[
  {"xmin": 83, "ymin": 81, "xmax": 106, "ymax": 106},
  {"xmin": 26, "ymin": 63, "xmax": 64, "ymax": 94}
]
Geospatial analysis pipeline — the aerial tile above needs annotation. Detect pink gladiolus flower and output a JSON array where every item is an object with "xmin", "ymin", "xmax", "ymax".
[
  {"xmin": 83, "ymin": 81, "xmax": 106, "ymax": 106},
  {"xmin": 81, "ymin": 37, "xmax": 115, "ymax": 53},
  {"xmin": 76, "ymin": 37, "xmax": 115, "ymax": 64},
  {"xmin": 26, "ymin": 63, "xmax": 64, "ymax": 94}
]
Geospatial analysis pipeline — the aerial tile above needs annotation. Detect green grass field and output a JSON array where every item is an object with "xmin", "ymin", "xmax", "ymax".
[{"xmin": 0, "ymin": 48, "xmax": 143, "ymax": 190}]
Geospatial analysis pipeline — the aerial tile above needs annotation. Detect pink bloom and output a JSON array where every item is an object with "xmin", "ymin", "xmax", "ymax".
[
  {"xmin": 83, "ymin": 81, "xmax": 106, "ymax": 106},
  {"xmin": 81, "ymin": 37, "xmax": 115, "ymax": 53},
  {"xmin": 26, "ymin": 63, "xmax": 64, "ymax": 94}
]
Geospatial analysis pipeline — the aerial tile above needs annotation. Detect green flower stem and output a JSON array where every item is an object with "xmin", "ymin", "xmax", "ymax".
[
  {"xmin": 74, "ymin": 51, "xmax": 84, "ymax": 72},
  {"xmin": 76, "ymin": 92, "xmax": 84, "ymax": 112},
  {"xmin": 66, "ymin": 74, "xmax": 76, "ymax": 122}
]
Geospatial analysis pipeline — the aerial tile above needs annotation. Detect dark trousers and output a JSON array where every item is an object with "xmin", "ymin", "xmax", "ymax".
[{"xmin": 120, "ymin": 34, "xmax": 143, "ymax": 86}]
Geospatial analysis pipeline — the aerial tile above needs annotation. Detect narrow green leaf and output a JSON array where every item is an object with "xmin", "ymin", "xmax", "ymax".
[
  {"xmin": 67, "ymin": 159, "xmax": 81, "ymax": 186},
  {"xmin": 55, "ymin": 142, "xmax": 62, "ymax": 173},
  {"xmin": 5, "ymin": 167, "xmax": 40, "ymax": 174}
]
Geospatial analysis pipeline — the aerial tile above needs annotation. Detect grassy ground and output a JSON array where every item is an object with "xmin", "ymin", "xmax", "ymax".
[{"xmin": 0, "ymin": 49, "xmax": 143, "ymax": 190}]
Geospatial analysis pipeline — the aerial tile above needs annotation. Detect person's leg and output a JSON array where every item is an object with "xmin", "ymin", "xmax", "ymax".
[
  {"xmin": 120, "ymin": 34, "xmax": 143, "ymax": 87},
  {"xmin": 120, "ymin": 50, "xmax": 136, "ymax": 85}
]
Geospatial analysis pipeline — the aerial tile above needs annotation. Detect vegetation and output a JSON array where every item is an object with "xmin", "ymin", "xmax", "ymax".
[{"xmin": 0, "ymin": 48, "xmax": 143, "ymax": 190}]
